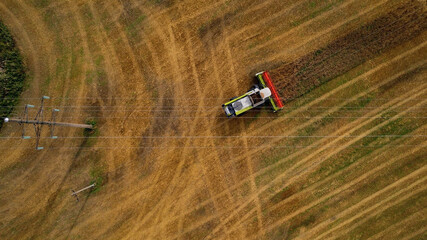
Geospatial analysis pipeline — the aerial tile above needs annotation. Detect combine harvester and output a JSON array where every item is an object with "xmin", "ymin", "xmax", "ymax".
[{"xmin": 222, "ymin": 71, "xmax": 284, "ymax": 117}]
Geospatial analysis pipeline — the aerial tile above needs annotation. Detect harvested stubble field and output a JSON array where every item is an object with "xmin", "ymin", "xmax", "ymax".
[{"xmin": 0, "ymin": 0, "xmax": 426, "ymax": 239}]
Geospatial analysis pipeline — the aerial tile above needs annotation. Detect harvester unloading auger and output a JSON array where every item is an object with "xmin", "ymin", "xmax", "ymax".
[{"xmin": 222, "ymin": 71, "xmax": 284, "ymax": 117}]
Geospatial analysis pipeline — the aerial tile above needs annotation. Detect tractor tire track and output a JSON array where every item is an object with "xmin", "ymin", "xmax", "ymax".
[
  {"xmin": 170, "ymin": 49, "xmax": 426, "ymax": 240},
  {"xmin": 201, "ymin": 60, "xmax": 427, "ymax": 239},
  {"xmin": 158, "ymin": 23, "xmax": 231, "ymax": 238},
  {"xmin": 270, "ymin": 1, "xmax": 426, "ymax": 101},
  {"xmin": 122, "ymin": 15, "xmax": 202, "ymax": 237},
  {"xmin": 0, "ymin": 5, "xmax": 89, "ymax": 236},
  {"xmin": 138, "ymin": 22, "xmax": 236, "ymax": 238},
  {"xmin": 204, "ymin": 23, "xmax": 246, "ymax": 238},
  {"xmin": 216, "ymin": 74, "xmax": 427, "ymax": 239},
  {"xmin": 97, "ymin": 4, "xmax": 182, "ymax": 237},
  {"xmin": 0, "ymin": 2, "xmax": 43, "ymax": 166},
  {"xmin": 292, "ymin": 132, "xmax": 427, "ymax": 240},
  {"xmin": 135, "ymin": 41, "xmax": 426, "ymax": 238},
  {"xmin": 366, "ymin": 207, "xmax": 426, "ymax": 240},
  {"xmin": 257, "ymin": 144, "xmax": 427, "ymax": 239},
  {"xmin": 228, "ymin": 83, "xmax": 427, "ymax": 237},
  {"xmin": 400, "ymin": 226, "xmax": 427, "ymax": 240},
  {"xmin": 0, "ymin": 3, "xmax": 62, "ymax": 237},
  {"xmin": 248, "ymin": 0, "xmax": 390, "ymax": 58},
  {"xmin": 314, "ymin": 168, "xmax": 427, "ymax": 240}
]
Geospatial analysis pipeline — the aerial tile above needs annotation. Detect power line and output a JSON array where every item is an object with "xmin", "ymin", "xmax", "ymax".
[
  {"xmin": 3, "ymin": 104, "xmax": 427, "ymax": 109},
  {"xmin": 4, "ymin": 108, "xmax": 427, "ymax": 113},
  {"xmin": 3, "ymin": 97, "xmax": 427, "ymax": 100},
  {"xmin": 0, "ymin": 134, "xmax": 426, "ymax": 140},
  {"xmin": 15, "ymin": 116, "xmax": 423, "ymax": 119},
  {"xmin": 0, "ymin": 144, "xmax": 421, "ymax": 150}
]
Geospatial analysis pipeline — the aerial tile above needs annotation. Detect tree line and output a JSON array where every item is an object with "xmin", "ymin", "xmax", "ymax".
[{"xmin": 0, "ymin": 21, "xmax": 26, "ymax": 129}]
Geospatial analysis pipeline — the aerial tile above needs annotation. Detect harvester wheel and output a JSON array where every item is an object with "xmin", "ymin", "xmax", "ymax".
[{"xmin": 249, "ymin": 84, "xmax": 259, "ymax": 91}]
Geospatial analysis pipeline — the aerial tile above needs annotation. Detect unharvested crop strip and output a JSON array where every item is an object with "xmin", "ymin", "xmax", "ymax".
[
  {"xmin": 247, "ymin": 0, "xmax": 386, "ymax": 58},
  {"xmin": 270, "ymin": 1, "xmax": 426, "ymax": 101}
]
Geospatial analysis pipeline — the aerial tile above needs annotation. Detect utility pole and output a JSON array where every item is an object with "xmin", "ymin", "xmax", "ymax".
[
  {"xmin": 3, "ymin": 96, "xmax": 93, "ymax": 150},
  {"xmin": 71, "ymin": 183, "xmax": 96, "ymax": 202}
]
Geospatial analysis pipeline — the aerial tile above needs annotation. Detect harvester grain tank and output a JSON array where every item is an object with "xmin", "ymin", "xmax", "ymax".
[{"xmin": 222, "ymin": 71, "xmax": 284, "ymax": 117}]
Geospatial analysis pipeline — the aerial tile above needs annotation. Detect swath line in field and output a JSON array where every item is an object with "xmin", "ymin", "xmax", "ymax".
[
  {"xmin": 137, "ymin": 41, "xmax": 427, "ymax": 237},
  {"xmin": 245, "ymin": 93, "xmax": 426, "ymax": 238},
  {"xmin": 248, "ymin": 0, "xmax": 389, "ymax": 58},
  {"xmin": 313, "ymin": 169, "xmax": 427, "ymax": 240},
  {"xmin": 259, "ymin": 147, "xmax": 427, "ymax": 240},
  {"xmin": 199, "ymin": 23, "xmax": 239, "ymax": 237},
  {"xmin": 170, "ymin": 23, "xmax": 232, "ymax": 238},
  {"xmin": 292, "ymin": 133, "xmax": 427, "ymax": 240},
  {"xmin": 219, "ymin": 16, "xmax": 266, "ymax": 237},
  {"xmin": 0, "ymin": 2, "xmax": 42, "ymax": 94},
  {"xmin": 175, "ymin": 52, "xmax": 427, "ymax": 240},
  {"xmin": 69, "ymin": 1, "xmax": 105, "ymax": 107},
  {"xmin": 202, "ymin": 60, "xmax": 427, "ymax": 239},
  {"xmin": 367, "ymin": 209, "xmax": 427, "ymax": 240},
  {"xmin": 175, "ymin": 25, "xmax": 207, "ymax": 238},
  {"xmin": 97, "ymin": 2, "xmax": 182, "ymax": 238},
  {"xmin": 223, "ymin": 78, "xmax": 427, "ymax": 238},
  {"xmin": 400, "ymin": 226, "xmax": 427, "ymax": 240}
]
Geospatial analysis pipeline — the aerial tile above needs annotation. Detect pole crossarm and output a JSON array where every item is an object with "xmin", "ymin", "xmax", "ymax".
[
  {"xmin": 3, "ymin": 96, "xmax": 93, "ymax": 150},
  {"xmin": 7, "ymin": 118, "xmax": 93, "ymax": 129},
  {"xmin": 71, "ymin": 183, "xmax": 96, "ymax": 202}
]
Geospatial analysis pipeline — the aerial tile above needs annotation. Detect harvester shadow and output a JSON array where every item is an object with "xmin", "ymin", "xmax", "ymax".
[{"xmin": 212, "ymin": 109, "xmax": 266, "ymax": 137}]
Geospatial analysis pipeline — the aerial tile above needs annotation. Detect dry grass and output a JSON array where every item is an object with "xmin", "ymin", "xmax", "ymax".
[{"xmin": 0, "ymin": 0, "xmax": 426, "ymax": 239}]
